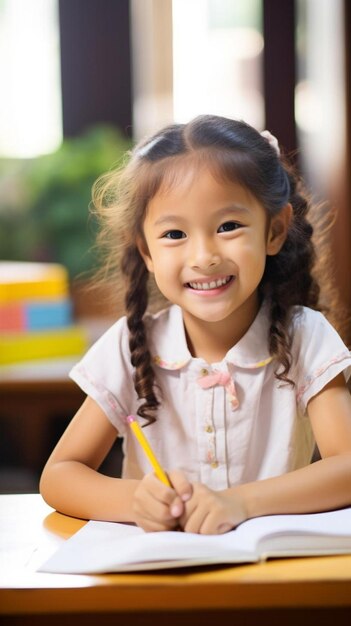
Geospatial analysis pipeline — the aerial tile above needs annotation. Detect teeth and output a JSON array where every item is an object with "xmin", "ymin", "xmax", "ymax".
[{"xmin": 188, "ymin": 276, "xmax": 231, "ymax": 290}]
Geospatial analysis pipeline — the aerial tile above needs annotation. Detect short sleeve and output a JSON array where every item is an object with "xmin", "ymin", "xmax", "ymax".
[
  {"xmin": 69, "ymin": 316, "xmax": 135, "ymax": 435},
  {"xmin": 292, "ymin": 308, "xmax": 351, "ymax": 414}
]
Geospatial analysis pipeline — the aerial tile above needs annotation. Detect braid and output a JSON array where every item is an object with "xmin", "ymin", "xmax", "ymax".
[
  {"xmin": 121, "ymin": 246, "xmax": 160, "ymax": 425},
  {"xmin": 261, "ymin": 169, "xmax": 320, "ymax": 384}
]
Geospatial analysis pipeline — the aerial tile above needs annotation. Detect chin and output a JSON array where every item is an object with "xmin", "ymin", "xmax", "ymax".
[{"xmin": 187, "ymin": 308, "xmax": 237, "ymax": 324}]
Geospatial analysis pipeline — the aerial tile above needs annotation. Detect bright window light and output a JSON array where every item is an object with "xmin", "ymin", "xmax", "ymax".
[
  {"xmin": 295, "ymin": 0, "xmax": 346, "ymax": 192},
  {"xmin": 172, "ymin": 0, "xmax": 264, "ymax": 128},
  {"xmin": 0, "ymin": 0, "xmax": 62, "ymax": 158}
]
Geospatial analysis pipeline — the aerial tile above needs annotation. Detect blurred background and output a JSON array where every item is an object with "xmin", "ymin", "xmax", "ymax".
[{"xmin": 0, "ymin": 0, "xmax": 350, "ymax": 493}]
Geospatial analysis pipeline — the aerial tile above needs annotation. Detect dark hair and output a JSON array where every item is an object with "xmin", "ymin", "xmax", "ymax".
[{"xmin": 92, "ymin": 114, "xmax": 333, "ymax": 424}]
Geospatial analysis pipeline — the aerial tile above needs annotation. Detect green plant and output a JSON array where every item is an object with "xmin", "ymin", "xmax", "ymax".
[{"xmin": 0, "ymin": 125, "xmax": 132, "ymax": 278}]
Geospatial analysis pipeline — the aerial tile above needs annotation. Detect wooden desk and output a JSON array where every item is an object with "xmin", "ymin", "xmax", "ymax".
[{"xmin": 1, "ymin": 495, "xmax": 351, "ymax": 625}]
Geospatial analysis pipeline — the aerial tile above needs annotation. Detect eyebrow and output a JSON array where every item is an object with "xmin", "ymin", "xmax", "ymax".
[
  {"xmin": 153, "ymin": 205, "xmax": 252, "ymax": 227},
  {"xmin": 216, "ymin": 205, "xmax": 252, "ymax": 217},
  {"xmin": 153, "ymin": 214, "xmax": 183, "ymax": 227}
]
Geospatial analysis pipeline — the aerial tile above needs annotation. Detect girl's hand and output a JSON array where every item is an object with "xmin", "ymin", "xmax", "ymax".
[
  {"xmin": 132, "ymin": 470, "xmax": 192, "ymax": 532},
  {"xmin": 179, "ymin": 483, "xmax": 248, "ymax": 534}
]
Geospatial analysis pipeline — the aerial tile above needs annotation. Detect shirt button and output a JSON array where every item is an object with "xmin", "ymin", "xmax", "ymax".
[
  {"xmin": 211, "ymin": 461, "xmax": 219, "ymax": 469},
  {"xmin": 205, "ymin": 425, "xmax": 213, "ymax": 433},
  {"xmin": 200, "ymin": 368, "xmax": 209, "ymax": 376}
]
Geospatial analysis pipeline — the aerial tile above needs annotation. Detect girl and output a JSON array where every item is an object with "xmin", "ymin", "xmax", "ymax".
[{"xmin": 40, "ymin": 115, "xmax": 351, "ymax": 535}]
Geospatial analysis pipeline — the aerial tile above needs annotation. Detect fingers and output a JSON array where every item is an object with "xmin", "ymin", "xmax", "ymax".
[
  {"xmin": 133, "ymin": 472, "xmax": 184, "ymax": 532},
  {"xmin": 134, "ymin": 471, "xmax": 247, "ymax": 535},
  {"xmin": 133, "ymin": 472, "xmax": 237, "ymax": 535},
  {"xmin": 168, "ymin": 470, "xmax": 193, "ymax": 518},
  {"xmin": 168, "ymin": 470, "xmax": 193, "ymax": 502},
  {"xmin": 179, "ymin": 483, "xmax": 213, "ymax": 533},
  {"xmin": 139, "ymin": 472, "xmax": 177, "ymax": 505},
  {"xmin": 180, "ymin": 484, "xmax": 235, "ymax": 535},
  {"xmin": 182, "ymin": 508, "xmax": 232, "ymax": 534},
  {"xmin": 137, "ymin": 516, "xmax": 179, "ymax": 533},
  {"xmin": 181, "ymin": 505, "xmax": 211, "ymax": 534}
]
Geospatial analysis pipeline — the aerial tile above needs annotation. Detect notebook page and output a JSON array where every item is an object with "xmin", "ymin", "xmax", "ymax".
[
  {"xmin": 38, "ymin": 520, "xmax": 253, "ymax": 573},
  {"xmin": 39, "ymin": 507, "xmax": 351, "ymax": 574}
]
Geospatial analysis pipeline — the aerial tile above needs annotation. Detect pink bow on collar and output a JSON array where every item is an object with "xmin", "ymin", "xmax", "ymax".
[{"xmin": 197, "ymin": 370, "xmax": 239, "ymax": 410}]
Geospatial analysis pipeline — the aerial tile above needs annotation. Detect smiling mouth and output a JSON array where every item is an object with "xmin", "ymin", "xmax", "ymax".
[{"xmin": 186, "ymin": 276, "xmax": 233, "ymax": 291}]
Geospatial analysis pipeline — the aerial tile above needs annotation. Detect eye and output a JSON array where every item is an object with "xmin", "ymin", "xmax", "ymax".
[
  {"xmin": 163, "ymin": 230, "xmax": 186, "ymax": 239},
  {"xmin": 218, "ymin": 221, "xmax": 241, "ymax": 233}
]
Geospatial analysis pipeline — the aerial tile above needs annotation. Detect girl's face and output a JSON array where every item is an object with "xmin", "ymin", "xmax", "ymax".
[{"xmin": 139, "ymin": 164, "xmax": 290, "ymax": 342}]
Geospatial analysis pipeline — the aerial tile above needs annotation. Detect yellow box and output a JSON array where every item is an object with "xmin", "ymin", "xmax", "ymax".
[
  {"xmin": 0, "ymin": 262, "xmax": 69, "ymax": 303},
  {"xmin": 0, "ymin": 326, "xmax": 87, "ymax": 365}
]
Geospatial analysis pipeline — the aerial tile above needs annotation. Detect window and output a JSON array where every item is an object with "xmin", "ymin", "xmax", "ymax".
[
  {"xmin": 295, "ymin": 0, "xmax": 346, "ymax": 196},
  {"xmin": 172, "ymin": 0, "xmax": 264, "ymax": 128},
  {"xmin": 131, "ymin": 0, "xmax": 264, "ymax": 140},
  {"xmin": 0, "ymin": 0, "xmax": 62, "ymax": 158}
]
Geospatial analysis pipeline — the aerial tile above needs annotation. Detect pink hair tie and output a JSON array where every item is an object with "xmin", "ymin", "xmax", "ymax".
[{"xmin": 260, "ymin": 130, "xmax": 280, "ymax": 156}]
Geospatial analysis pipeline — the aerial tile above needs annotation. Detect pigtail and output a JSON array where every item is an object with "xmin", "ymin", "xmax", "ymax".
[
  {"xmin": 267, "ymin": 301, "xmax": 293, "ymax": 384},
  {"xmin": 121, "ymin": 246, "xmax": 160, "ymax": 425},
  {"xmin": 261, "ymin": 167, "xmax": 320, "ymax": 385}
]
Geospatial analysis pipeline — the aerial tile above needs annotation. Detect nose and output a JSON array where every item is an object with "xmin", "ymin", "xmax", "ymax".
[{"xmin": 188, "ymin": 236, "xmax": 221, "ymax": 270}]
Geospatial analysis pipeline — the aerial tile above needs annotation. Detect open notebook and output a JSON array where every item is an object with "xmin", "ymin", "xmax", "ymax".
[{"xmin": 38, "ymin": 507, "xmax": 351, "ymax": 574}]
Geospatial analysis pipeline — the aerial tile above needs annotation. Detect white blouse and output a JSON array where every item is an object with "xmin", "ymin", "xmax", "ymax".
[{"xmin": 70, "ymin": 303, "xmax": 351, "ymax": 490}]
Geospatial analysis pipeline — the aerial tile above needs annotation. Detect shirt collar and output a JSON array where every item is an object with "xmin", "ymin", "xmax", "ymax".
[
  {"xmin": 149, "ymin": 302, "xmax": 272, "ymax": 371},
  {"xmin": 148, "ymin": 305, "xmax": 192, "ymax": 370}
]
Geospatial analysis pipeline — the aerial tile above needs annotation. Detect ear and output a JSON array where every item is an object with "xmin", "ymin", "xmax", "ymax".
[
  {"xmin": 136, "ymin": 235, "xmax": 154, "ymax": 273},
  {"xmin": 266, "ymin": 203, "xmax": 293, "ymax": 256}
]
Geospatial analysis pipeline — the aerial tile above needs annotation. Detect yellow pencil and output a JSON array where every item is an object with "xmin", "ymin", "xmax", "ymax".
[{"xmin": 125, "ymin": 415, "xmax": 171, "ymax": 487}]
